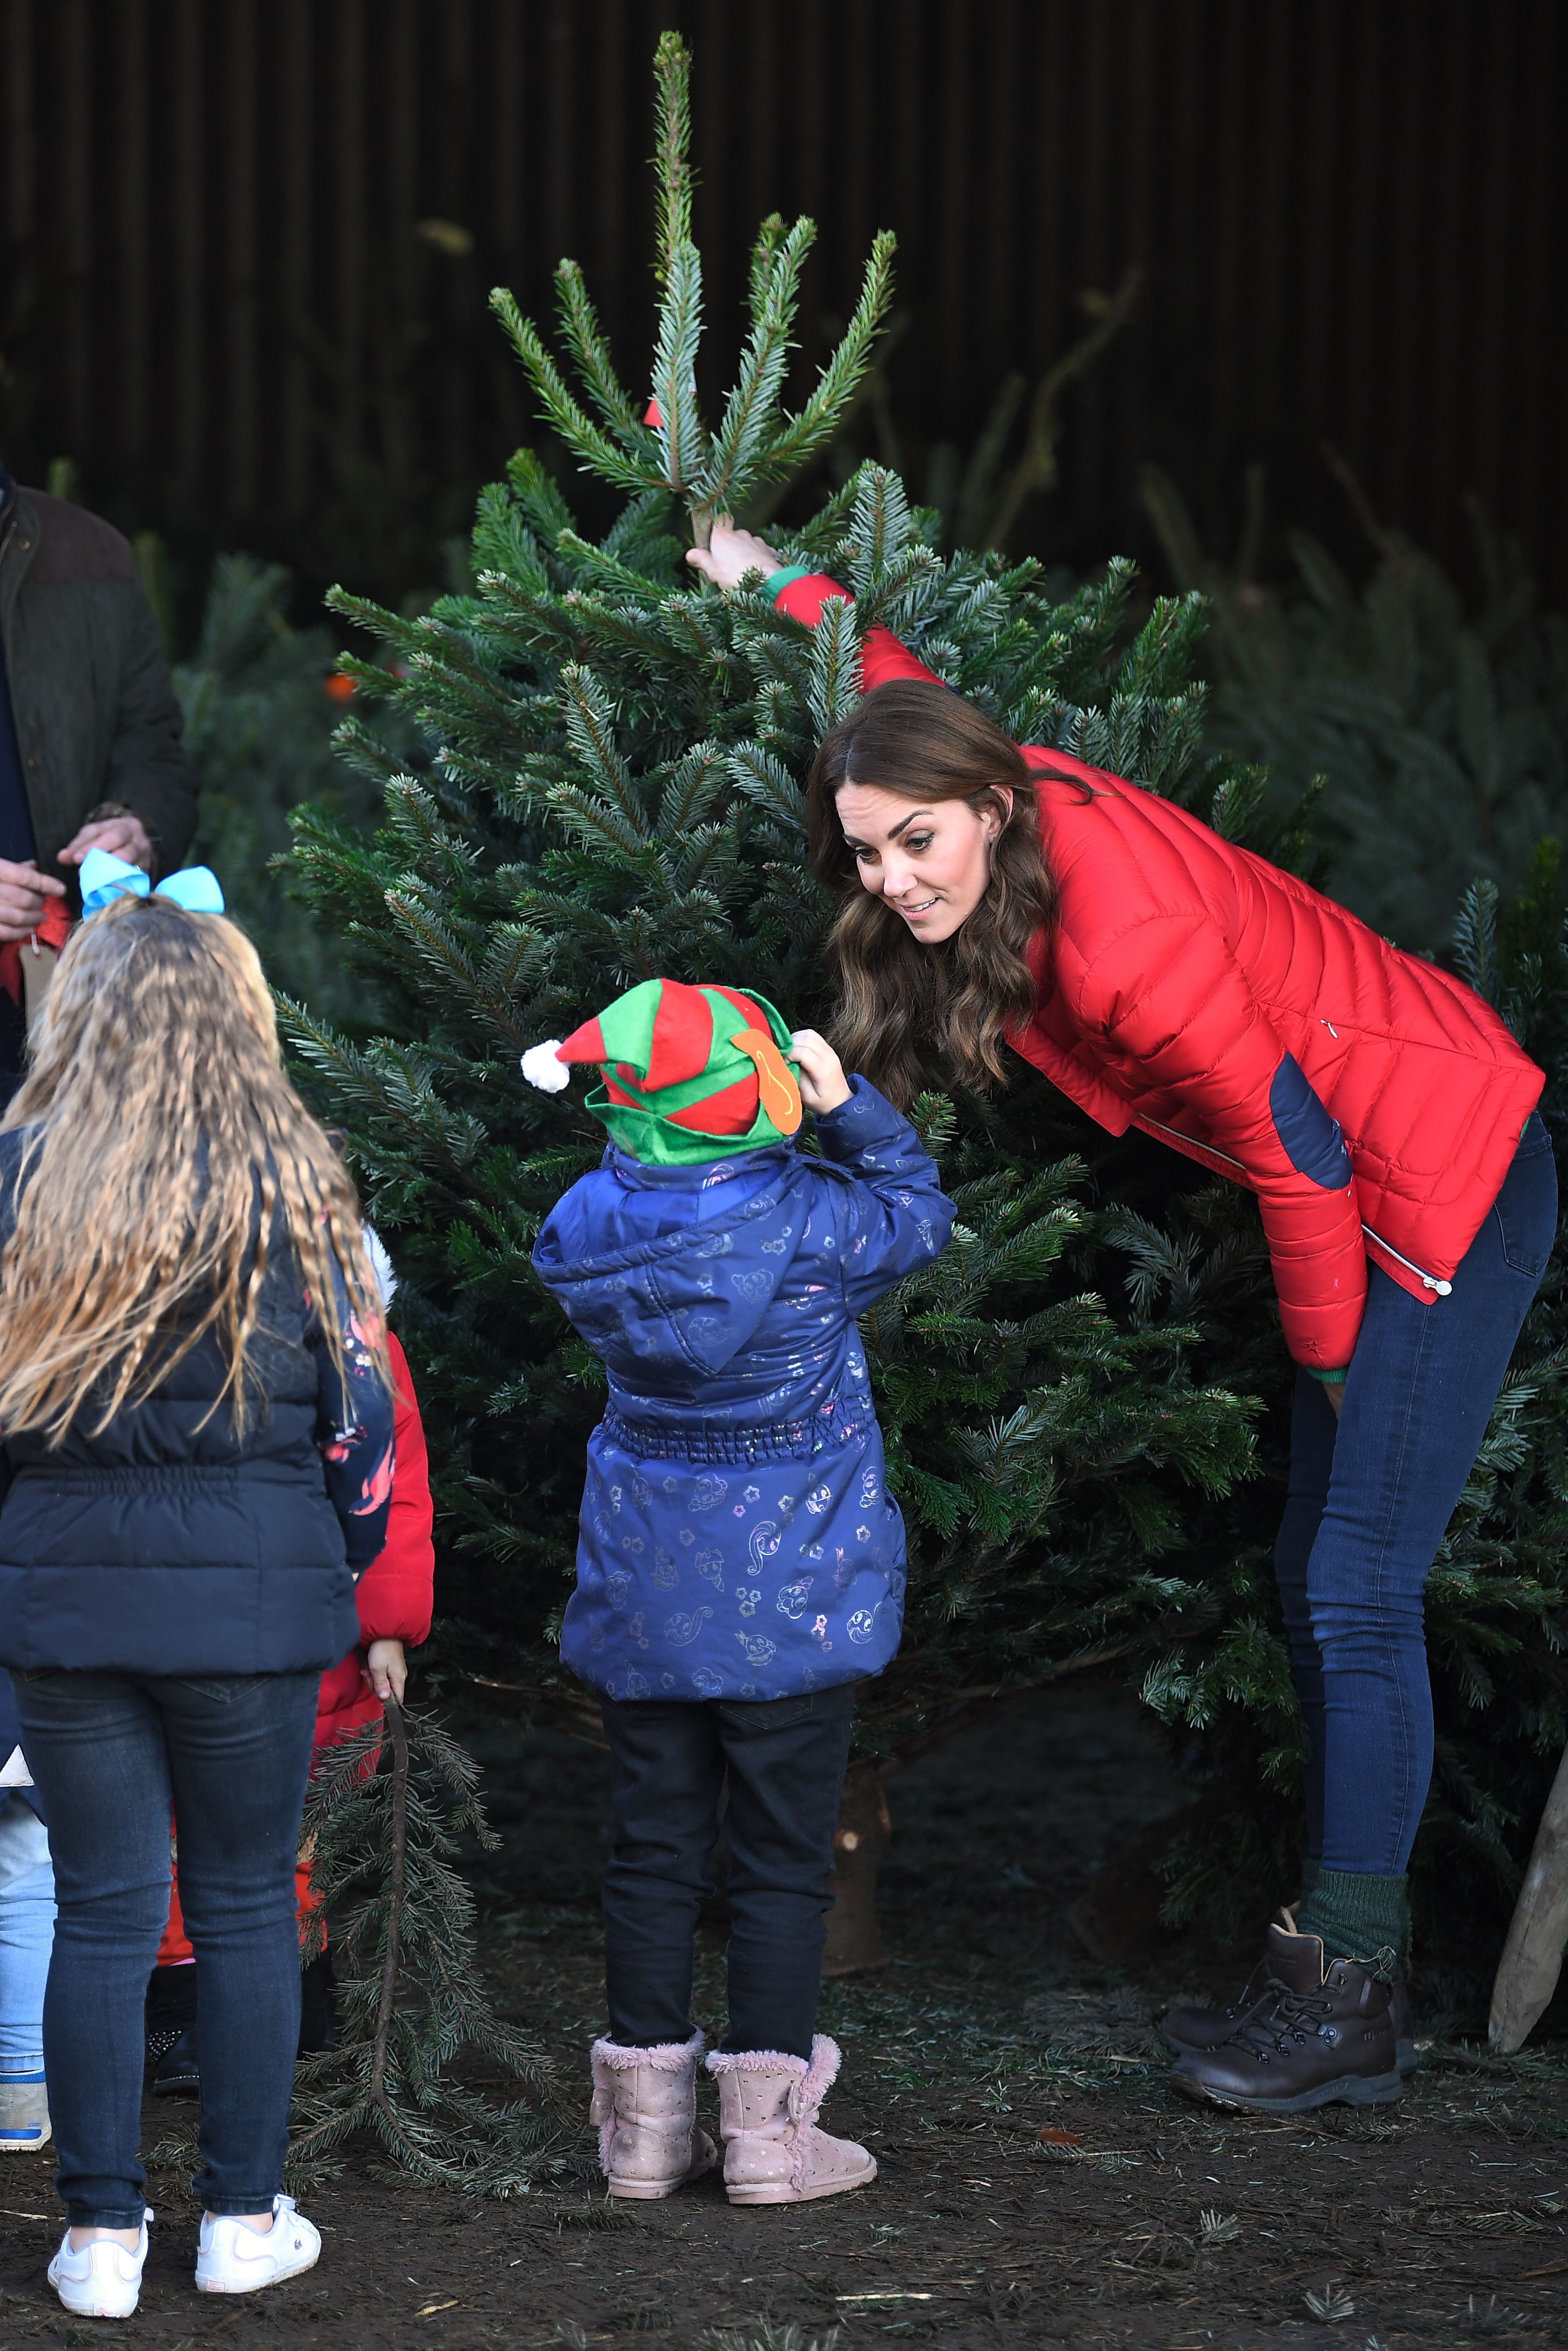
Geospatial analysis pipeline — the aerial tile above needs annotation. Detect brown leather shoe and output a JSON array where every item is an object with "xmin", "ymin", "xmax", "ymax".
[
  {"xmin": 1159, "ymin": 1960, "xmax": 1271, "ymax": 2058},
  {"xmin": 1162, "ymin": 1924, "xmax": 1416, "ymax": 2076},
  {"xmin": 1170, "ymin": 1923, "xmax": 1403, "ymax": 2115}
]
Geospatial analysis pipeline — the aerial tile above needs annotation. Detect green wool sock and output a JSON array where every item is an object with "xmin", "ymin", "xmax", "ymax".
[
  {"xmin": 1298, "ymin": 1855, "xmax": 1321, "ymax": 1907},
  {"xmin": 1294, "ymin": 1868, "xmax": 1408, "ymax": 1979}
]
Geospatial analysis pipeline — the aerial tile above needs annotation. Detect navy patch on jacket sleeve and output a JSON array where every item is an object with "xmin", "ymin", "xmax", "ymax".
[{"xmin": 1269, "ymin": 1053, "xmax": 1352, "ymax": 1188}]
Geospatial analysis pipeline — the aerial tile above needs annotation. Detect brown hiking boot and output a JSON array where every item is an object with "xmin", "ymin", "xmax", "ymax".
[
  {"xmin": 1159, "ymin": 1960, "xmax": 1271, "ymax": 2059},
  {"xmin": 1170, "ymin": 1922, "xmax": 1402, "ymax": 2115},
  {"xmin": 1162, "ymin": 1919, "xmax": 1417, "ymax": 2075}
]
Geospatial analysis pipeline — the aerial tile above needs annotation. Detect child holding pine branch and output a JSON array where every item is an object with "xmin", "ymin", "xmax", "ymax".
[{"xmin": 524, "ymin": 978, "xmax": 952, "ymax": 2204}]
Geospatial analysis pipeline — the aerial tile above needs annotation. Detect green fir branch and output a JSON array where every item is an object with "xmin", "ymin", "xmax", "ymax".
[
  {"xmin": 805, "ymin": 594, "xmax": 864, "ymax": 734},
  {"xmin": 553, "ymin": 261, "xmax": 648, "ymax": 446},
  {"xmin": 758, "ymin": 230, "xmax": 897, "ymax": 482},
  {"xmin": 489, "ymin": 289, "xmax": 656, "ymax": 493},
  {"xmin": 650, "ymin": 31, "xmax": 695, "ymax": 288},
  {"xmin": 648, "ymin": 242, "xmax": 707, "ymax": 496},
  {"xmin": 694, "ymin": 215, "xmax": 815, "ymax": 517}
]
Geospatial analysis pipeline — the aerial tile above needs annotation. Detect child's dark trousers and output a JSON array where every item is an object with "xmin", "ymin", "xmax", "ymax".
[{"xmin": 599, "ymin": 1684, "xmax": 856, "ymax": 2061}]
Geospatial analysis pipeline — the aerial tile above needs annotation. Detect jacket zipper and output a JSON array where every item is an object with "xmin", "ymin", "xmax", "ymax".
[
  {"xmin": 1135, "ymin": 1113, "xmax": 1246, "ymax": 1174},
  {"xmin": 1361, "ymin": 1224, "xmax": 1452, "ymax": 1295},
  {"xmin": 1137, "ymin": 1115, "xmax": 1453, "ymax": 1295}
]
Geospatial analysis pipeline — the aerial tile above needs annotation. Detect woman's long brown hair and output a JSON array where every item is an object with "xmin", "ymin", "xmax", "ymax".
[
  {"xmin": 0, "ymin": 893, "xmax": 387, "ymax": 1442},
  {"xmin": 806, "ymin": 679, "xmax": 1058, "ymax": 1106}
]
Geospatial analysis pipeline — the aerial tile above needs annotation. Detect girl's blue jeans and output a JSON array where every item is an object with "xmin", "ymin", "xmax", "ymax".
[
  {"xmin": 1274, "ymin": 1114, "xmax": 1558, "ymax": 1875},
  {"xmin": 0, "ymin": 1797, "xmax": 55, "ymax": 2113},
  {"xmin": 9, "ymin": 1667, "xmax": 318, "ymax": 2228}
]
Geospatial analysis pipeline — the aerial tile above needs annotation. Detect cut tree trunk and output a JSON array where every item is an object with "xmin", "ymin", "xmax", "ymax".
[
  {"xmin": 821, "ymin": 1761, "xmax": 892, "ymax": 1978},
  {"xmin": 1491, "ymin": 1739, "xmax": 1568, "ymax": 2053}
]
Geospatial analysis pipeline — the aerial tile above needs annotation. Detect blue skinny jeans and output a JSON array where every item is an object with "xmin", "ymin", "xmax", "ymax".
[
  {"xmin": 1274, "ymin": 1115, "xmax": 1558, "ymax": 1874},
  {"xmin": 10, "ymin": 1668, "xmax": 319, "ymax": 2228},
  {"xmin": 0, "ymin": 1799, "xmax": 54, "ymax": 2101}
]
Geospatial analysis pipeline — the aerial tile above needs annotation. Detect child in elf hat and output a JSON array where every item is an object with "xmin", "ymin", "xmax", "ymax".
[{"xmin": 525, "ymin": 977, "xmax": 953, "ymax": 2207}]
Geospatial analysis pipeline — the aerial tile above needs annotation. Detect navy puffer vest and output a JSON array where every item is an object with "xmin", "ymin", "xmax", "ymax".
[{"xmin": 0, "ymin": 1128, "xmax": 377, "ymax": 1675}]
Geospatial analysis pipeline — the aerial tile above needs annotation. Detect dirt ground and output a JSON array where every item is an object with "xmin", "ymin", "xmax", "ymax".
[{"xmin": 1, "ymin": 1686, "xmax": 1566, "ymax": 2349}]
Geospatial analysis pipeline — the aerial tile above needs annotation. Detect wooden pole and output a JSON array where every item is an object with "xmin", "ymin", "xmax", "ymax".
[{"xmin": 1490, "ymin": 1739, "xmax": 1568, "ymax": 2054}]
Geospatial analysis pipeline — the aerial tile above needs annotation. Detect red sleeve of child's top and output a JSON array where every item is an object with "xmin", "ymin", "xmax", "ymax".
[
  {"xmin": 772, "ymin": 573, "xmax": 943, "ymax": 692},
  {"xmin": 352, "ymin": 1331, "xmax": 435, "ymax": 1648}
]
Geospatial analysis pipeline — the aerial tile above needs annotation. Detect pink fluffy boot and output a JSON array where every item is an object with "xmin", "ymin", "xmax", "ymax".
[
  {"xmin": 706, "ymin": 2035, "xmax": 876, "ymax": 2206},
  {"xmin": 589, "ymin": 2031, "xmax": 717, "ymax": 2200}
]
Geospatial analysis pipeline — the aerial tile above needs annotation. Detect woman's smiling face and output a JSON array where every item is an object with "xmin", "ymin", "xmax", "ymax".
[{"xmin": 834, "ymin": 781, "xmax": 1010, "ymax": 943}]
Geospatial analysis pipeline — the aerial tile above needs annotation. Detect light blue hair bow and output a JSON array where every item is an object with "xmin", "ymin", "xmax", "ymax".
[{"xmin": 79, "ymin": 847, "xmax": 225, "ymax": 919}]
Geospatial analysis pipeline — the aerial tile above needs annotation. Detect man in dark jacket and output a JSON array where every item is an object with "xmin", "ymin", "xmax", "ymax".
[{"xmin": 0, "ymin": 474, "xmax": 200, "ymax": 1092}]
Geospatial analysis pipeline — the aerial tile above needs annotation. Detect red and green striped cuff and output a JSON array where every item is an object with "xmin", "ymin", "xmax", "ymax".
[{"xmin": 764, "ymin": 564, "xmax": 814, "ymax": 599}]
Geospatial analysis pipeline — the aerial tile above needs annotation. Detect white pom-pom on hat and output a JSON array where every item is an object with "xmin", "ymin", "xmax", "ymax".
[{"xmin": 521, "ymin": 1040, "xmax": 571, "ymax": 1093}]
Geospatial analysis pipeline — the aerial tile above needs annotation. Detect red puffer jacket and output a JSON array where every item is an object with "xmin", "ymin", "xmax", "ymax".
[
  {"xmin": 774, "ymin": 572, "xmax": 1545, "ymax": 1371},
  {"xmin": 311, "ymin": 1330, "xmax": 435, "ymax": 1752}
]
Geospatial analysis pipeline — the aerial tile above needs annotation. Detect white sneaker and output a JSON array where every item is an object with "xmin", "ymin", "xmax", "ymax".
[
  {"xmin": 47, "ymin": 2208, "xmax": 153, "ymax": 2319},
  {"xmin": 194, "ymin": 2195, "xmax": 320, "ymax": 2295}
]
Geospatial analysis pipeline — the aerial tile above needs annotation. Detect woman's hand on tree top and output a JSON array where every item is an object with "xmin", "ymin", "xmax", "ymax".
[
  {"xmin": 788, "ymin": 1029, "xmax": 853, "ymax": 1115},
  {"xmin": 685, "ymin": 519, "xmax": 782, "ymax": 593}
]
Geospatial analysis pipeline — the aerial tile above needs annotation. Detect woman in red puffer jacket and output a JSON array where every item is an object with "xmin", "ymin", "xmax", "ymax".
[{"xmin": 688, "ymin": 523, "xmax": 1557, "ymax": 2118}]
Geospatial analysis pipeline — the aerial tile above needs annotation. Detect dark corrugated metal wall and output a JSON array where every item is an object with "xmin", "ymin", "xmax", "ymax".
[{"xmin": 2, "ymin": 0, "xmax": 1563, "ymax": 595}]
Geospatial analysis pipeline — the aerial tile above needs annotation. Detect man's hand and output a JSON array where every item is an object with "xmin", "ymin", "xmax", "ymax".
[
  {"xmin": 57, "ymin": 813, "xmax": 155, "ymax": 874},
  {"xmin": 0, "ymin": 858, "xmax": 67, "ymax": 946},
  {"xmin": 788, "ymin": 1029, "xmax": 853, "ymax": 1115},
  {"xmin": 685, "ymin": 519, "xmax": 783, "ymax": 593},
  {"xmin": 365, "ymin": 1639, "xmax": 408, "ymax": 1704}
]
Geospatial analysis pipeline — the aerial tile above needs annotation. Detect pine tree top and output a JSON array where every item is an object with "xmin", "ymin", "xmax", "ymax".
[{"xmin": 490, "ymin": 31, "xmax": 895, "ymax": 552}]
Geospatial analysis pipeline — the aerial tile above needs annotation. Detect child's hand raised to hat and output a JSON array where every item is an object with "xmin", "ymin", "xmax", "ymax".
[{"xmin": 787, "ymin": 1030, "xmax": 853, "ymax": 1115}]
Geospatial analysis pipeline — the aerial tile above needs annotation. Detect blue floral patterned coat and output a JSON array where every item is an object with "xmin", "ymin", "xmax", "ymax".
[{"xmin": 532, "ymin": 1078, "xmax": 954, "ymax": 1702}]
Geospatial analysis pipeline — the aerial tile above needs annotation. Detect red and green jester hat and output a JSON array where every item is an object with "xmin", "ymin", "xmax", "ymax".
[{"xmin": 520, "ymin": 977, "xmax": 803, "ymax": 1165}]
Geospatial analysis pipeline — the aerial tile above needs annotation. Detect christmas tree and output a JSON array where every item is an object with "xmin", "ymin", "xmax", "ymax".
[
  {"xmin": 1140, "ymin": 461, "xmax": 1568, "ymax": 957},
  {"xmin": 175, "ymin": 552, "xmax": 388, "ymax": 1016},
  {"xmin": 284, "ymin": 33, "xmax": 1568, "ymax": 1974},
  {"xmin": 285, "ymin": 30, "xmax": 1263, "ymax": 1729}
]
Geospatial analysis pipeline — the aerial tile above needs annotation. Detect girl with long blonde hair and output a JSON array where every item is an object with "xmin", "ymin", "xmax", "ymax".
[{"xmin": 0, "ymin": 884, "xmax": 393, "ymax": 2317}]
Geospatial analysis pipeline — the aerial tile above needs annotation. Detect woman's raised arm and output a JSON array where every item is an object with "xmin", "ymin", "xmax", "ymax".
[{"xmin": 689, "ymin": 521, "xmax": 941, "ymax": 692}]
